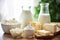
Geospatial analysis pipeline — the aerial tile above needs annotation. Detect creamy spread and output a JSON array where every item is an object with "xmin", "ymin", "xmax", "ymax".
[
  {"xmin": 24, "ymin": 26, "xmax": 34, "ymax": 30},
  {"xmin": 1, "ymin": 18, "xmax": 19, "ymax": 25}
]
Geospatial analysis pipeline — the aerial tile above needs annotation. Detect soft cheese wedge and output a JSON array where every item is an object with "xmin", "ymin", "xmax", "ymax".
[
  {"xmin": 43, "ymin": 23, "xmax": 57, "ymax": 33},
  {"xmin": 10, "ymin": 28, "xmax": 23, "ymax": 38}
]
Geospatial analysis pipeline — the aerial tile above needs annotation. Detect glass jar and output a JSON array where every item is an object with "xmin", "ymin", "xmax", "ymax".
[
  {"xmin": 20, "ymin": 6, "xmax": 33, "ymax": 29},
  {"xmin": 38, "ymin": 3, "xmax": 51, "ymax": 24}
]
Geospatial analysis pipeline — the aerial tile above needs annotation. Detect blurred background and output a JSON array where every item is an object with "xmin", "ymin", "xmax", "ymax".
[{"xmin": 0, "ymin": 0, "xmax": 60, "ymax": 22}]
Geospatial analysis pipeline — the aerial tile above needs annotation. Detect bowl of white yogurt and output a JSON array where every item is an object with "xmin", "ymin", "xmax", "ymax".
[{"xmin": 22, "ymin": 25, "xmax": 35, "ymax": 38}]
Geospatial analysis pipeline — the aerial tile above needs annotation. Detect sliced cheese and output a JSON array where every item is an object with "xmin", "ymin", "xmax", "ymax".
[
  {"xmin": 43, "ymin": 23, "xmax": 57, "ymax": 33},
  {"xmin": 37, "ymin": 30, "xmax": 51, "ymax": 36}
]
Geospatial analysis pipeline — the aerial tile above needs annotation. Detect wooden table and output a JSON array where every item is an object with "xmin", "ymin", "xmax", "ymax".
[{"xmin": 2, "ymin": 33, "xmax": 60, "ymax": 40}]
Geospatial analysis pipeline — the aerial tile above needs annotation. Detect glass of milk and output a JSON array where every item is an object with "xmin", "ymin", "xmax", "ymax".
[{"xmin": 38, "ymin": 3, "xmax": 51, "ymax": 24}]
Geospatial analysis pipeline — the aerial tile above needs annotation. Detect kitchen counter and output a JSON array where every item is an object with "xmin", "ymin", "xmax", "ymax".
[{"xmin": 0, "ymin": 22, "xmax": 60, "ymax": 40}]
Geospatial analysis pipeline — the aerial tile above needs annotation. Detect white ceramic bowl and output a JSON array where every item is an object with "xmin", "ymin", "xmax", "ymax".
[{"xmin": 1, "ymin": 23, "xmax": 21, "ymax": 33}]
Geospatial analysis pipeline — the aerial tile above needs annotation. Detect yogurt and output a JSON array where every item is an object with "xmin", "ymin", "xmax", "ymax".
[{"xmin": 22, "ymin": 26, "xmax": 35, "ymax": 38}]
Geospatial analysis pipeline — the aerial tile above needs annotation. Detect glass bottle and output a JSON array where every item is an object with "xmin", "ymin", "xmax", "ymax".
[
  {"xmin": 38, "ymin": 3, "xmax": 51, "ymax": 24},
  {"xmin": 20, "ymin": 6, "xmax": 33, "ymax": 29}
]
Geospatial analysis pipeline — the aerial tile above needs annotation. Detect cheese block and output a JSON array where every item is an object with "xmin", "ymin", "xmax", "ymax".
[
  {"xmin": 43, "ymin": 23, "xmax": 57, "ymax": 33},
  {"xmin": 10, "ymin": 28, "xmax": 23, "ymax": 38}
]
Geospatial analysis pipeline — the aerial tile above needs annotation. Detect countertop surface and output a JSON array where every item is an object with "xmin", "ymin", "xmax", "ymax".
[{"xmin": 0, "ymin": 22, "xmax": 60, "ymax": 40}]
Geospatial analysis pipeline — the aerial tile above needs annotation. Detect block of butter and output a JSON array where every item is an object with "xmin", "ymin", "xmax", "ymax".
[
  {"xmin": 10, "ymin": 28, "xmax": 23, "ymax": 38},
  {"xmin": 43, "ymin": 23, "xmax": 57, "ymax": 33}
]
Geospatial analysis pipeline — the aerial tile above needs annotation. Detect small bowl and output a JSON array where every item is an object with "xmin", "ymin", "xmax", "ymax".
[{"xmin": 1, "ymin": 23, "xmax": 21, "ymax": 33}]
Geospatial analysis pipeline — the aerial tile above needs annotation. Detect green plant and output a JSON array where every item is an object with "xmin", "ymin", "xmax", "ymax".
[
  {"xmin": 34, "ymin": 2, "xmax": 40, "ymax": 20},
  {"xmin": 34, "ymin": 0, "xmax": 60, "ymax": 22}
]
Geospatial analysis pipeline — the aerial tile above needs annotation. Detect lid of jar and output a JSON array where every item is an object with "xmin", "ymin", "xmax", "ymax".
[{"xmin": 22, "ymin": 5, "xmax": 31, "ymax": 11}]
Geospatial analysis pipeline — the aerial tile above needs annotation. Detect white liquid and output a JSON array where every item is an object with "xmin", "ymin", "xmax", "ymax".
[
  {"xmin": 20, "ymin": 10, "xmax": 33, "ymax": 28},
  {"xmin": 38, "ymin": 14, "xmax": 51, "ymax": 24}
]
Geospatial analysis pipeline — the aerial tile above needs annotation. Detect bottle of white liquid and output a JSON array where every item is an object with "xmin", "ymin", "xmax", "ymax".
[
  {"xmin": 20, "ymin": 6, "xmax": 33, "ymax": 29},
  {"xmin": 38, "ymin": 3, "xmax": 51, "ymax": 24}
]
